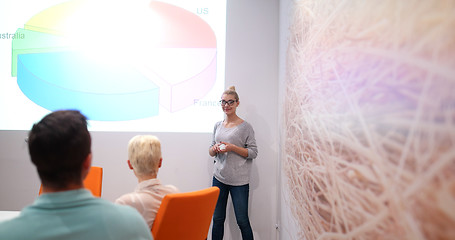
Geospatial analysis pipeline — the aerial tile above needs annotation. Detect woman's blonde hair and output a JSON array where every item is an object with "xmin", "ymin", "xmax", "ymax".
[
  {"xmin": 222, "ymin": 86, "xmax": 239, "ymax": 101},
  {"xmin": 128, "ymin": 135, "xmax": 161, "ymax": 176}
]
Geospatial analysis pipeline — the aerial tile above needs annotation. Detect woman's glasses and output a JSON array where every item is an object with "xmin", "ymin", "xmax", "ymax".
[{"xmin": 220, "ymin": 100, "xmax": 237, "ymax": 106}]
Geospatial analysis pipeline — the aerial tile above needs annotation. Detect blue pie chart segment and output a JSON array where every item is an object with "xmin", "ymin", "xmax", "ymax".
[{"xmin": 17, "ymin": 51, "xmax": 159, "ymax": 121}]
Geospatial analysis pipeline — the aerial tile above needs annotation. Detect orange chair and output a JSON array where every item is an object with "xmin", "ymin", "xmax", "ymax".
[
  {"xmin": 39, "ymin": 166, "xmax": 103, "ymax": 197},
  {"xmin": 151, "ymin": 186, "xmax": 220, "ymax": 240}
]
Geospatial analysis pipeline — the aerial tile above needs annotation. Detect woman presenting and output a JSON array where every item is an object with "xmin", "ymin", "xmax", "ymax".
[{"xmin": 209, "ymin": 86, "xmax": 258, "ymax": 240}]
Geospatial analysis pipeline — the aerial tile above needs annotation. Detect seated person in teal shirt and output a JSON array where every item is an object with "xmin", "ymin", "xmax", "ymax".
[{"xmin": 0, "ymin": 110, "xmax": 153, "ymax": 240}]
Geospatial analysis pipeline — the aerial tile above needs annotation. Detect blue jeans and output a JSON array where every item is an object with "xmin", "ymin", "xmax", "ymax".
[{"xmin": 212, "ymin": 177, "xmax": 254, "ymax": 240}]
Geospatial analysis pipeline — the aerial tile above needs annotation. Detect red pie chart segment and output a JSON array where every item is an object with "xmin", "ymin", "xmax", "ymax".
[{"xmin": 149, "ymin": 1, "xmax": 217, "ymax": 48}]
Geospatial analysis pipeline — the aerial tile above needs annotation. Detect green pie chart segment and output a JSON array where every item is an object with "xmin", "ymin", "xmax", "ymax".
[{"xmin": 11, "ymin": 28, "xmax": 71, "ymax": 77}]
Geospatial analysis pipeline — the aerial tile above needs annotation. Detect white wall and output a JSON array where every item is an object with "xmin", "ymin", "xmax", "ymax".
[
  {"xmin": 225, "ymin": 1, "xmax": 279, "ymax": 239},
  {"xmin": 0, "ymin": 0, "xmax": 279, "ymax": 240}
]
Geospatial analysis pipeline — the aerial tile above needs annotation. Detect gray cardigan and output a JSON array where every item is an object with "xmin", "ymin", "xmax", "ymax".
[{"xmin": 210, "ymin": 121, "xmax": 258, "ymax": 186}]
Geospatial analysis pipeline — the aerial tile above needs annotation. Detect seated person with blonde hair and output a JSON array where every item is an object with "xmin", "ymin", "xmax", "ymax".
[{"xmin": 116, "ymin": 135, "xmax": 179, "ymax": 228}]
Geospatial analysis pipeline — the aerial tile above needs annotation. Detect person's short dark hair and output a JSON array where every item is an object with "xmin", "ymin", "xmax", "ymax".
[{"xmin": 28, "ymin": 110, "xmax": 91, "ymax": 190}]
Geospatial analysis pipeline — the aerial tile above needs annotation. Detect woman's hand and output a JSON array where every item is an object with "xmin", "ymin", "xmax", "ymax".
[
  {"xmin": 211, "ymin": 142, "xmax": 248, "ymax": 158},
  {"xmin": 218, "ymin": 141, "xmax": 233, "ymax": 153},
  {"xmin": 219, "ymin": 141, "xmax": 249, "ymax": 157},
  {"xmin": 211, "ymin": 142, "xmax": 230, "ymax": 155},
  {"xmin": 210, "ymin": 142, "xmax": 224, "ymax": 156}
]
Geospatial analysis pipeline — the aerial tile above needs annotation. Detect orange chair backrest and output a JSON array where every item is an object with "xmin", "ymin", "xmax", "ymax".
[
  {"xmin": 151, "ymin": 186, "xmax": 220, "ymax": 240},
  {"xmin": 38, "ymin": 166, "xmax": 103, "ymax": 197}
]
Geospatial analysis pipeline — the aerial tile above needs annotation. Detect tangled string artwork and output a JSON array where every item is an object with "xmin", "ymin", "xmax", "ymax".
[{"xmin": 283, "ymin": 0, "xmax": 455, "ymax": 239}]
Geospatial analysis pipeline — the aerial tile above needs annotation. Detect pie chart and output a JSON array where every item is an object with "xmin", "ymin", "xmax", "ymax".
[{"xmin": 11, "ymin": 0, "xmax": 217, "ymax": 121}]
